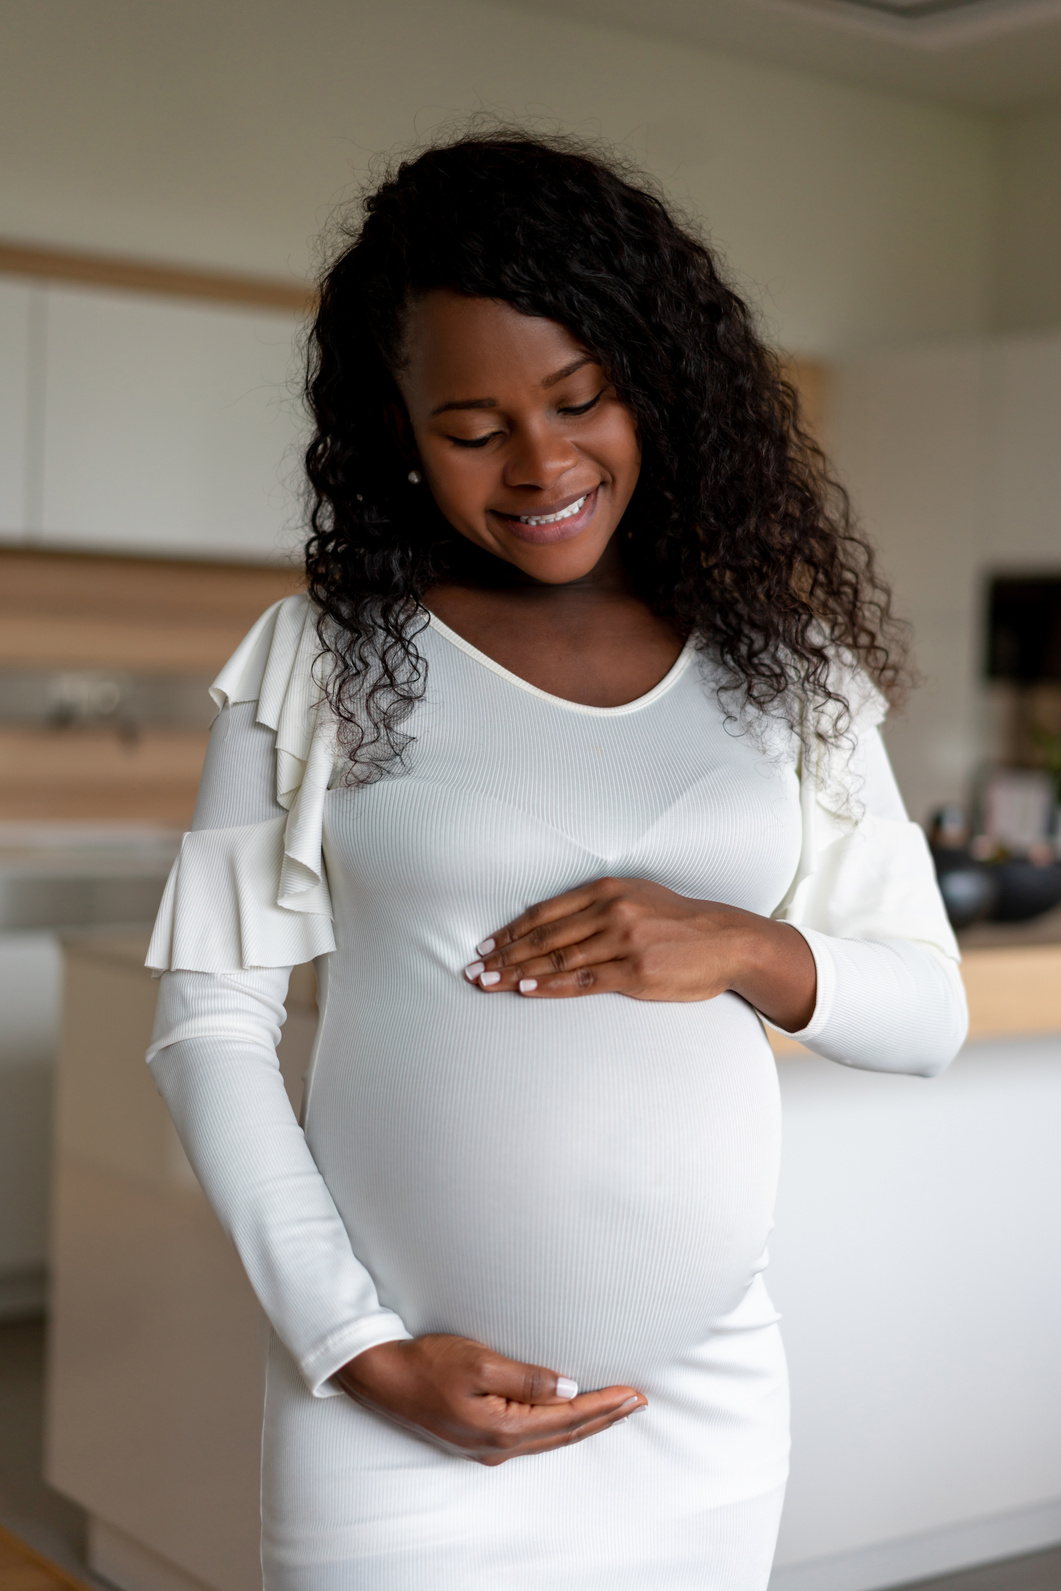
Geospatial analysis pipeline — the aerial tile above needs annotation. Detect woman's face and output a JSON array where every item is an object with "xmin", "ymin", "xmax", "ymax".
[{"xmin": 395, "ymin": 290, "xmax": 641, "ymax": 585}]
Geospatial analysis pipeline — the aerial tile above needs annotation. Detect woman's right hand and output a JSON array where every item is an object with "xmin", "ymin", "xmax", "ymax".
[{"xmin": 334, "ymin": 1334, "xmax": 646, "ymax": 1465}]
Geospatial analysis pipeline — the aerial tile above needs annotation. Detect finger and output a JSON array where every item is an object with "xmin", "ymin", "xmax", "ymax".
[
  {"xmin": 514, "ymin": 961, "xmax": 632, "ymax": 998},
  {"xmin": 469, "ymin": 930, "xmax": 618, "ymax": 990},
  {"xmin": 476, "ymin": 1386, "xmax": 644, "ymax": 1445},
  {"xmin": 480, "ymin": 909, "xmax": 608, "ymax": 973},
  {"xmin": 512, "ymin": 1387, "xmax": 644, "ymax": 1435},
  {"xmin": 475, "ymin": 879, "xmax": 617, "ymax": 957},
  {"xmin": 472, "ymin": 1352, "xmax": 580, "ymax": 1405},
  {"xmin": 475, "ymin": 1388, "xmax": 647, "ymax": 1461},
  {"xmin": 501, "ymin": 1399, "xmax": 648, "ymax": 1460}
]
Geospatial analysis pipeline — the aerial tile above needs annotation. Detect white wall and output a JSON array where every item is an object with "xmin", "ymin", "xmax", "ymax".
[
  {"xmin": 0, "ymin": 0, "xmax": 999, "ymax": 357},
  {"xmin": 826, "ymin": 327, "xmax": 1061, "ymax": 827},
  {"xmin": 995, "ymin": 101, "xmax": 1061, "ymax": 335},
  {"xmin": 825, "ymin": 342, "xmax": 990, "ymax": 824}
]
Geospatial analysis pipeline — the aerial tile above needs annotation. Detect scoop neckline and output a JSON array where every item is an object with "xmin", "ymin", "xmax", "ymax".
[{"xmin": 424, "ymin": 609, "xmax": 696, "ymax": 716}]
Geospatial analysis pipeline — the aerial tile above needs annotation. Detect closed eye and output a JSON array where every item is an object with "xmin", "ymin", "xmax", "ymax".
[
  {"xmin": 558, "ymin": 390, "xmax": 605, "ymax": 416},
  {"xmin": 447, "ymin": 430, "xmax": 502, "ymax": 449},
  {"xmin": 446, "ymin": 388, "xmax": 605, "ymax": 447}
]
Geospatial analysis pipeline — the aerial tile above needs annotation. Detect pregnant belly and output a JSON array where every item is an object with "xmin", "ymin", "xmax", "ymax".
[{"xmin": 307, "ymin": 981, "xmax": 781, "ymax": 1390}]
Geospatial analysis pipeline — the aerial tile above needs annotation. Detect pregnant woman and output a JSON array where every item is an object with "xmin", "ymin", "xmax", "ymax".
[{"xmin": 146, "ymin": 134, "xmax": 968, "ymax": 1589}]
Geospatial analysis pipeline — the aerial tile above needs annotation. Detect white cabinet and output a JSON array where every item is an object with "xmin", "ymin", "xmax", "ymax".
[
  {"xmin": 47, "ymin": 936, "xmax": 319, "ymax": 1591},
  {"xmin": 38, "ymin": 286, "xmax": 306, "ymax": 561},
  {"xmin": 0, "ymin": 278, "xmax": 36, "ymax": 537}
]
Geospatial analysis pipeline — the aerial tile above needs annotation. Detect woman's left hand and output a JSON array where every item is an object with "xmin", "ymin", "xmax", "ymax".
[{"xmin": 465, "ymin": 877, "xmax": 817, "ymax": 1032}]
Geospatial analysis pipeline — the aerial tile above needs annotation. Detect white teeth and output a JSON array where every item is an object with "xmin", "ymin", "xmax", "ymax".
[{"xmin": 517, "ymin": 494, "xmax": 588, "ymax": 526}]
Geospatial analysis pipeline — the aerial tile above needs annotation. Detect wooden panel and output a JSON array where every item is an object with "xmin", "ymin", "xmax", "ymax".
[
  {"xmin": 0, "ymin": 726, "xmax": 208, "ymax": 826},
  {"xmin": 0, "ymin": 614, "xmax": 275, "ymax": 674},
  {"xmin": 0, "ymin": 241, "xmax": 311, "ymax": 315},
  {"xmin": 0, "ymin": 548, "xmax": 301, "ymax": 674},
  {"xmin": 0, "ymin": 547, "xmax": 300, "ymax": 622},
  {"xmin": 0, "ymin": 549, "xmax": 301, "ymax": 822},
  {"xmin": 780, "ymin": 357, "xmax": 829, "ymax": 441},
  {"xmin": 0, "ymin": 1525, "xmax": 93, "ymax": 1591},
  {"xmin": 960, "ymin": 944, "xmax": 1061, "ymax": 1038}
]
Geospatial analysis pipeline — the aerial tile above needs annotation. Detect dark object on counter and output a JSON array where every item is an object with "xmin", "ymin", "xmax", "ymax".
[
  {"xmin": 990, "ymin": 858, "xmax": 1061, "ymax": 922},
  {"xmin": 931, "ymin": 847, "xmax": 998, "ymax": 929},
  {"xmin": 928, "ymin": 804, "xmax": 968, "ymax": 849}
]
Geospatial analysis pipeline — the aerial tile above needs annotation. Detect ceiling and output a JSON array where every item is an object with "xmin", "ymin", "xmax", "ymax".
[{"xmin": 502, "ymin": 0, "xmax": 1061, "ymax": 107}]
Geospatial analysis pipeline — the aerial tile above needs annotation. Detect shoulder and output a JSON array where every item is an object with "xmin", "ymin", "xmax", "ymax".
[{"xmin": 210, "ymin": 592, "xmax": 323, "ymax": 724}]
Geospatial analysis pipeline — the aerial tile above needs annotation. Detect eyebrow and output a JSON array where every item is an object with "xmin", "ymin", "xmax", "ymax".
[{"xmin": 428, "ymin": 355, "xmax": 598, "ymax": 417}]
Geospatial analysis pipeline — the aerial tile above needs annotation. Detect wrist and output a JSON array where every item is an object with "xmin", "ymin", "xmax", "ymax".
[
  {"xmin": 336, "ymin": 1338, "xmax": 409, "ymax": 1400},
  {"xmin": 724, "ymin": 914, "xmax": 817, "ymax": 1031},
  {"xmin": 712, "ymin": 905, "xmax": 772, "ymax": 989}
]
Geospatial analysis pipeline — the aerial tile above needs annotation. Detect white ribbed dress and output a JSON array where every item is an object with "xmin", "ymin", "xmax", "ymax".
[{"xmin": 146, "ymin": 595, "xmax": 967, "ymax": 1590}]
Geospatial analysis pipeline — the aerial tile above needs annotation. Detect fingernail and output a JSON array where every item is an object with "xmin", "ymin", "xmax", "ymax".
[
  {"xmin": 632, "ymin": 1402, "xmax": 648, "ymax": 1413},
  {"xmin": 519, "ymin": 978, "xmax": 538, "ymax": 993},
  {"xmin": 464, "ymin": 961, "xmax": 484, "ymax": 980},
  {"xmin": 480, "ymin": 970, "xmax": 501, "ymax": 987},
  {"xmin": 556, "ymin": 1376, "xmax": 578, "ymax": 1400},
  {"xmin": 619, "ymin": 1395, "xmax": 640, "ymax": 1410},
  {"xmin": 477, "ymin": 938, "xmax": 496, "ymax": 955}
]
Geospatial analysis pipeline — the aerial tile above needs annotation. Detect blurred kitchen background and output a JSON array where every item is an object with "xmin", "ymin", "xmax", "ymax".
[{"xmin": 2, "ymin": 3, "xmax": 1061, "ymax": 1590}]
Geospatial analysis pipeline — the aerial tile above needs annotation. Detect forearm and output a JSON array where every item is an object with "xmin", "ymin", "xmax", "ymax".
[{"xmin": 149, "ymin": 971, "xmax": 410, "ymax": 1395}]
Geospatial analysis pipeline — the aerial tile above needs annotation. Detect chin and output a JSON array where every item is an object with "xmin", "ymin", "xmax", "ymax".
[{"xmin": 505, "ymin": 532, "xmax": 616, "ymax": 581}]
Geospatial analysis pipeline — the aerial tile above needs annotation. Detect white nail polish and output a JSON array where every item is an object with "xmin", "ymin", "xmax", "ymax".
[
  {"xmin": 519, "ymin": 978, "xmax": 538, "ymax": 993},
  {"xmin": 556, "ymin": 1376, "xmax": 578, "ymax": 1400},
  {"xmin": 465, "ymin": 961, "xmax": 484, "ymax": 980},
  {"xmin": 480, "ymin": 970, "xmax": 501, "ymax": 986},
  {"xmin": 477, "ymin": 938, "xmax": 496, "ymax": 955}
]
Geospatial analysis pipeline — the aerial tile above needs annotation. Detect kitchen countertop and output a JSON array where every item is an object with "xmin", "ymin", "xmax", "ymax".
[{"xmin": 956, "ymin": 900, "xmax": 1061, "ymax": 948}]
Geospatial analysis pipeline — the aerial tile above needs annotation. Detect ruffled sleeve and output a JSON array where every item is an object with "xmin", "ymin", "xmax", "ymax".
[{"xmin": 146, "ymin": 594, "xmax": 340, "ymax": 974}]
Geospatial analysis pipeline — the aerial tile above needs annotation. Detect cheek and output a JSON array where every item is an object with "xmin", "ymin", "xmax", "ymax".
[
  {"xmin": 600, "ymin": 417, "xmax": 641, "ymax": 492},
  {"xmin": 422, "ymin": 445, "xmax": 492, "ymax": 516}
]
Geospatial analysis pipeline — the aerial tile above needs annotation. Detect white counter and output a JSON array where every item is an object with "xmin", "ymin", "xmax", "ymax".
[{"xmin": 769, "ymin": 1032, "xmax": 1061, "ymax": 1591}]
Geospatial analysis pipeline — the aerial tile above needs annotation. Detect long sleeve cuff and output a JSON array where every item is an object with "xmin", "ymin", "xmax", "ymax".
[{"xmin": 768, "ymin": 926, "xmax": 968, "ymax": 1078}]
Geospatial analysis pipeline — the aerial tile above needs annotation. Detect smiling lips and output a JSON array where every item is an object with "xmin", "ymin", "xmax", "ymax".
[
  {"xmin": 492, "ymin": 486, "xmax": 599, "ymax": 543},
  {"xmin": 516, "ymin": 493, "xmax": 588, "ymax": 527}
]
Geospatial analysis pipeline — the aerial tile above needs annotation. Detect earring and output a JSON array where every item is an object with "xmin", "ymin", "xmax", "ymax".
[{"xmin": 407, "ymin": 469, "xmax": 422, "ymax": 485}]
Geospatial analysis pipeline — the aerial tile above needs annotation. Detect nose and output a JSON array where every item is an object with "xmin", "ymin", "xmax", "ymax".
[{"xmin": 502, "ymin": 421, "xmax": 580, "ymax": 492}]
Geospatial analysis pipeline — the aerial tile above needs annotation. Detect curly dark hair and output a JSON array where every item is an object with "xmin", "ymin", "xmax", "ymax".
[{"xmin": 304, "ymin": 129, "xmax": 905, "ymax": 780}]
